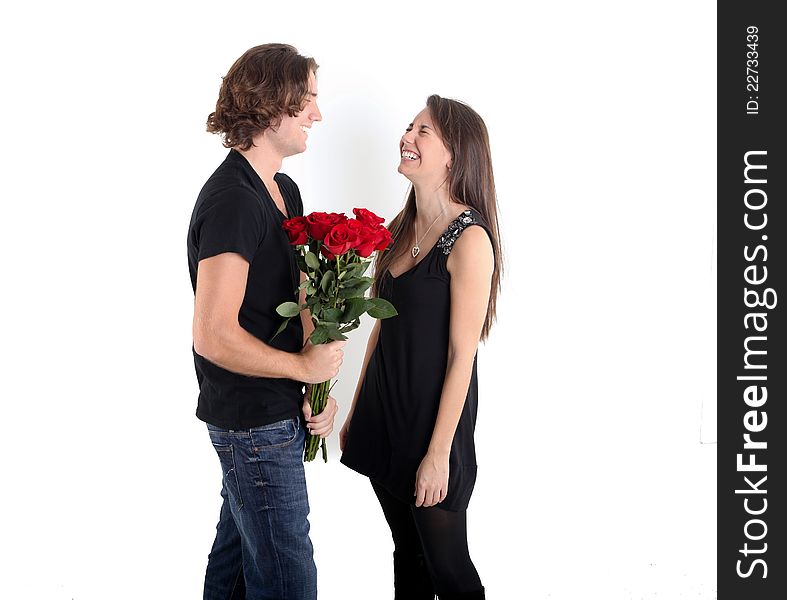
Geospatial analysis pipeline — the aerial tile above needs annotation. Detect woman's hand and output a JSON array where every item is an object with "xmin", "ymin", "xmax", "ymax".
[
  {"xmin": 414, "ymin": 452, "xmax": 450, "ymax": 508},
  {"xmin": 339, "ymin": 415, "xmax": 352, "ymax": 452}
]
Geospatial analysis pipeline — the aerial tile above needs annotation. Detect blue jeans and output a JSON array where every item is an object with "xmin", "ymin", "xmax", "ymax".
[{"xmin": 204, "ymin": 417, "xmax": 317, "ymax": 600}]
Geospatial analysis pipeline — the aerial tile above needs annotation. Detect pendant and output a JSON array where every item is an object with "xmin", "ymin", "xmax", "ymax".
[{"xmin": 411, "ymin": 245, "xmax": 420, "ymax": 258}]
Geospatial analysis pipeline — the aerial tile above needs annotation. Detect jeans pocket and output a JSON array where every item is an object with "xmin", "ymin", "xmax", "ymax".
[
  {"xmin": 249, "ymin": 417, "xmax": 299, "ymax": 450},
  {"xmin": 211, "ymin": 443, "xmax": 243, "ymax": 510}
]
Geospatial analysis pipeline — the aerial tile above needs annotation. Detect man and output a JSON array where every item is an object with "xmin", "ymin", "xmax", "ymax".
[{"xmin": 187, "ymin": 44, "xmax": 343, "ymax": 600}]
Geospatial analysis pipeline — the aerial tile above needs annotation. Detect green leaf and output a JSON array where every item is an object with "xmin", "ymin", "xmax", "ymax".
[
  {"xmin": 320, "ymin": 270, "xmax": 335, "ymax": 293},
  {"xmin": 296, "ymin": 255, "xmax": 308, "ymax": 273},
  {"xmin": 343, "ymin": 262, "xmax": 369, "ymax": 279},
  {"xmin": 339, "ymin": 318, "xmax": 361, "ymax": 334},
  {"xmin": 353, "ymin": 261, "xmax": 373, "ymax": 277},
  {"xmin": 276, "ymin": 301, "xmax": 302, "ymax": 318},
  {"xmin": 338, "ymin": 278, "xmax": 373, "ymax": 299},
  {"xmin": 306, "ymin": 283, "xmax": 316, "ymax": 295},
  {"xmin": 367, "ymin": 298, "xmax": 398, "ymax": 319},
  {"xmin": 342, "ymin": 297, "xmax": 370, "ymax": 323},
  {"xmin": 270, "ymin": 317, "xmax": 291, "ymax": 341},
  {"xmin": 310, "ymin": 325, "xmax": 329, "ymax": 345},
  {"xmin": 340, "ymin": 275, "xmax": 374, "ymax": 289},
  {"xmin": 326, "ymin": 325, "xmax": 348, "ymax": 341},
  {"xmin": 305, "ymin": 252, "xmax": 321, "ymax": 270},
  {"xmin": 322, "ymin": 307, "xmax": 343, "ymax": 323},
  {"xmin": 341, "ymin": 263, "xmax": 358, "ymax": 278}
]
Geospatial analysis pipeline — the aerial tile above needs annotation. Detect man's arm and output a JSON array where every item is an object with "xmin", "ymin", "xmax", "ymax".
[
  {"xmin": 192, "ymin": 252, "xmax": 344, "ymax": 384},
  {"xmin": 295, "ymin": 270, "xmax": 339, "ymax": 438}
]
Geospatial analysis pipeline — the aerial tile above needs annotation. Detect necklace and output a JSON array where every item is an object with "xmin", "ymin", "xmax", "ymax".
[{"xmin": 412, "ymin": 204, "xmax": 447, "ymax": 258}]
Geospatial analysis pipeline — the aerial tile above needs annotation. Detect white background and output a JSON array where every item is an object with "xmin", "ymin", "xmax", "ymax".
[{"xmin": 1, "ymin": 1, "xmax": 716, "ymax": 598}]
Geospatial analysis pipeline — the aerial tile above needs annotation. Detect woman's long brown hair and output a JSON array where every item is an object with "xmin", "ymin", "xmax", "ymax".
[{"xmin": 373, "ymin": 95, "xmax": 503, "ymax": 340}]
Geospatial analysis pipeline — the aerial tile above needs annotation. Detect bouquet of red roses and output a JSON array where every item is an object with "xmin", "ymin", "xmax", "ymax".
[{"xmin": 277, "ymin": 208, "xmax": 397, "ymax": 462}]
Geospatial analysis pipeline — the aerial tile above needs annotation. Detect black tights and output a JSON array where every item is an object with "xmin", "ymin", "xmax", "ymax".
[{"xmin": 371, "ymin": 480, "xmax": 483, "ymax": 599}]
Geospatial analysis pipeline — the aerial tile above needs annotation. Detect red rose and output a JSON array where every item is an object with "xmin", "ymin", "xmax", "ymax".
[
  {"xmin": 346, "ymin": 219, "xmax": 366, "ymax": 235},
  {"xmin": 323, "ymin": 223, "xmax": 360, "ymax": 258},
  {"xmin": 282, "ymin": 216, "xmax": 309, "ymax": 245},
  {"xmin": 374, "ymin": 227, "xmax": 393, "ymax": 252},
  {"xmin": 353, "ymin": 208, "xmax": 385, "ymax": 227},
  {"xmin": 320, "ymin": 246, "xmax": 336, "ymax": 261},
  {"xmin": 347, "ymin": 220, "xmax": 380, "ymax": 258},
  {"xmin": 306, "ymin": 212, "xmax": 347, "ymax": 241}
]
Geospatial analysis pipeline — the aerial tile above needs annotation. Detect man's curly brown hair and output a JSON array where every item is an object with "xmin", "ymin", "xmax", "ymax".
[{"xmin": 206, "ymin": 44, "xmax": 319, "ymax": 150}]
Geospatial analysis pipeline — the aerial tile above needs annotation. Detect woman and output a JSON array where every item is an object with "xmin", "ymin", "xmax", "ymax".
[{"xmin": 340, "ymin": 95, "xmax": 502, "ymax": 600}]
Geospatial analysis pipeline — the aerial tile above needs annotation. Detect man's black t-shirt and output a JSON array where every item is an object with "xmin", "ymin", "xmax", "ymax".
[{"xmin": 188, "ymin": 149, "xmax": 305, "ymax": 429}]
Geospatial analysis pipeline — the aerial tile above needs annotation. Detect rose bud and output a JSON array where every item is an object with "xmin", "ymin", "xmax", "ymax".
[
  {"xmin": 282, "ymin": 216, "xmax": 309, "ymax": 245},
  {"xmin": 353, "ymin": 207, "xmax": 385, "ymax": 227},
  {"xmin": 323, "ymin": 222, "xmax": 360, "ymax": 257}
]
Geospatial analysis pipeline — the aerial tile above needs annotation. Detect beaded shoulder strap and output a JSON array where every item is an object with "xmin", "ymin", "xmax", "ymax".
[{"xmin": 436, "ymin": 210, "xmax": 479, "ymax": 255}]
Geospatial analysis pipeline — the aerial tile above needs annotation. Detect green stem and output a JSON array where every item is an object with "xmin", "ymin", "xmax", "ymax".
[
  {"xmin": 304, "ymin": 379, "xmax": 331, "ymax": 462},
  {"xmin": 333, "ymin": 255, "xmax": 342, "ymax": 309},
  {"xmin": 303, "ymin": 254, "xmax": 345, "ymax": 463}
]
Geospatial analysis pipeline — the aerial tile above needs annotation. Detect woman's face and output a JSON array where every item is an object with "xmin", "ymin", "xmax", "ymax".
[{"xmin": 398, "ymin": 108, "xmax": 452, "ymax": 182}]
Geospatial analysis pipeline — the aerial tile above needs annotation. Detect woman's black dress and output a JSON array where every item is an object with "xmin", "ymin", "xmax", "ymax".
[{"xmin": 341, "ymin": 209, "xmax": 491, "ymax": 512}]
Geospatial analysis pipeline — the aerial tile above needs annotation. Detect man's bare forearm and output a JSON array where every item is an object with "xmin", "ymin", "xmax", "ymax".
[{"xmin": 195, "ymin": 323, "xmax": 305, "ymax": 381}]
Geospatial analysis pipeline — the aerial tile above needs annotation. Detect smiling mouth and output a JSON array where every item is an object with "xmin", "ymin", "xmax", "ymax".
[{"xmin": 401, "ymin": 150, "xmax": 419, "ymax": 161}]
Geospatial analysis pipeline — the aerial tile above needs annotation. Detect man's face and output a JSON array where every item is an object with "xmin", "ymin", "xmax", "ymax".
[{"xmin": 268, "ymin": 71, "xmax": 322, "ymax": 158}]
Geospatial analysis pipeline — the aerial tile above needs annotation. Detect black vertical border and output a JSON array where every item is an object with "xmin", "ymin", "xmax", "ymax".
[{"xmin": 718, "ymin": 4, "xmax": 786, "ymax": 599}]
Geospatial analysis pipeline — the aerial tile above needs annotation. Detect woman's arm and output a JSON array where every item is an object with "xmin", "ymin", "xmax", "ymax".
[
  {"xmin": 415, "ymin": 226, "xmax": 494, "ymax": 508},
  {"xmin": 339, "ymin": 318, "xmax": 382, "ymax": 451}
]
